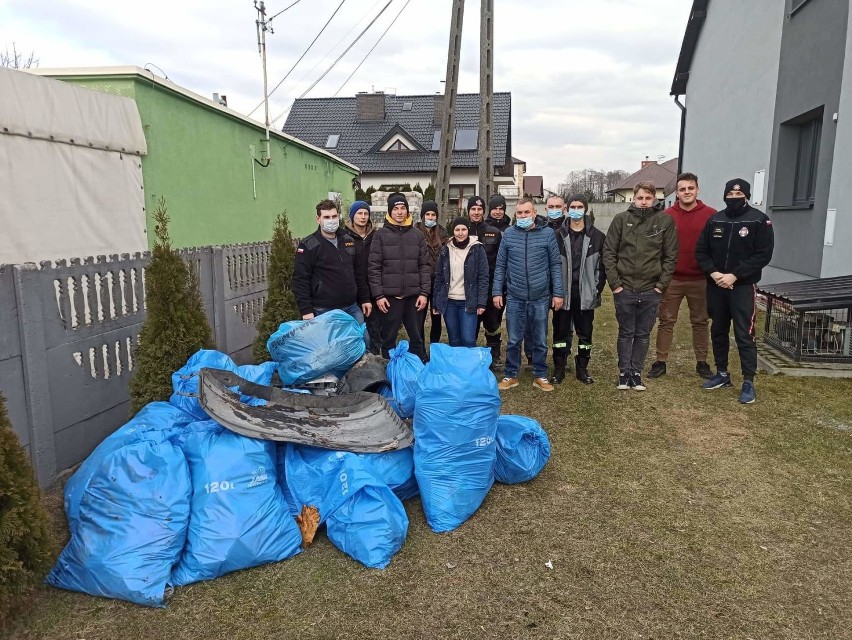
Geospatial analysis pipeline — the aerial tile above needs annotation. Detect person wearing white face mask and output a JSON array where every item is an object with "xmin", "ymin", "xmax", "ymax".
[
  {"xmin": 293, "ymin": 199, "xmax": 372, "ymax": 334},
  {"xmin": 552, "ymin": 194, "xmax": 606, "ymax": 384}
]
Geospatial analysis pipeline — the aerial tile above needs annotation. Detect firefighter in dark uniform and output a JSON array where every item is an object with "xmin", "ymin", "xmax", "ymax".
[
  {"xmin": 466, "ymin": 195, "xmax": 503, "ymax": 366},
  {"xmin": 695, "ymin": 178, "xmax": 774, "ymax": 404}
]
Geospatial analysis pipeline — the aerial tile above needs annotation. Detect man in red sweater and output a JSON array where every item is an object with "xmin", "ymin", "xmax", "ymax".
[{"xmin": 648, "ymin": 172, "xmax": 716, "ymax": 379}]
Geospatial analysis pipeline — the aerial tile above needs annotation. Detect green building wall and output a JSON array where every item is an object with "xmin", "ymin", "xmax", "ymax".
[{"xmin": 52, "ymin": 72, "xmax": 358, "ymax": 245}]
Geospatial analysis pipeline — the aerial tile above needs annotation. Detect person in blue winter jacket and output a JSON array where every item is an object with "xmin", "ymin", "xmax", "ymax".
[
  {"xmin": 491, "ymin": 197, "xmax": 564, "ymax": 392},
  {"xmin": 432, "ymin": 217, "xmax": 490, "ymax": 347}
]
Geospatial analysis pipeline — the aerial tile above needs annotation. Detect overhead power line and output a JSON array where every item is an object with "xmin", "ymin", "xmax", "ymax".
[
  {"xmin": 268, "ymin": 0, "xmax": 303, "ymax": 22},
  {"xmin": 333, "ymin": 0, "xmax": 414, "ymax": 97},
  {"xmin": 248, "ymin": 0, "xmax": 347, "ymax": 117},
  {"xmin": 271, "ymin": 0, "xmax": 394, "ymax": 125},
  {"xmin": 296, "ymin": 0, "xmax": 393, "ymax": 100}
]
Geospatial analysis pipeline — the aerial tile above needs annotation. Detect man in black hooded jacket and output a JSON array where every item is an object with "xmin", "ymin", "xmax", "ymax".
[
  {"xmin": 466, "ymin": 195, "xmax": 504, "ymax": 365},
  {"xmin": 695, "ymin": 178, "xmax": 774, "ymax": 404}
]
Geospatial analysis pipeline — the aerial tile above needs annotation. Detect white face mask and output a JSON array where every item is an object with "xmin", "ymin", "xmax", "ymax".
[{"xmin": 321, "ymin": 218, "xmax": 340, "ymax": 234}]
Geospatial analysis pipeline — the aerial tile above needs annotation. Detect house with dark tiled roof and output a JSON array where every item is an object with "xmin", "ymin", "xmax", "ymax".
[
  {"xmin": 283, "ymin": 91, "xmax": 517, "ymax": 210},
  {"xmin": 606, "ymin": 157, "xmax": 679, "ymax": 203}
]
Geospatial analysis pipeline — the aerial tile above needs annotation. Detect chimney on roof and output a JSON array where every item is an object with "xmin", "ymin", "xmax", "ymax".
[
  {"xmin": 356, "ymin": 91, "xmax": 385, "ymax": 122},
  {"xmin": 641, "ymin": 155, "xmax": 656, "ymax": 169},
  {"xmin": 433, "ymin": 95, "xmax": 444, "ymax": 127}
]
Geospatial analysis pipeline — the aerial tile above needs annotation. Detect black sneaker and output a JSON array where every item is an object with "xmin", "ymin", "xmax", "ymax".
[
  {"xmin": 631, "ymin": 372, "xmax": 646, "ymax": 391},
  {"xmin": 696, "ymin": 361, "xmax": 713, "ymax": 379},
  {"xmin": 648, "ymin": 361, "xmax": 666, "ymax": 378},
  {"xmin": 617, "ymin": 371, "xmax": 631, "ymax": 390}
]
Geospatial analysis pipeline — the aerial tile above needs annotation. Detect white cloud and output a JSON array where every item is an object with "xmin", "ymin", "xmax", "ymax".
[{"xmin": 0, "ymin": 0, "xmax": 692, "ymax": 189}]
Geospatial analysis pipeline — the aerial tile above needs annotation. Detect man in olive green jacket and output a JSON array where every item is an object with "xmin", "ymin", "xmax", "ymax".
[{"xmin": 602, "ymin": 181, "xmax": 678, "ymax": 391}]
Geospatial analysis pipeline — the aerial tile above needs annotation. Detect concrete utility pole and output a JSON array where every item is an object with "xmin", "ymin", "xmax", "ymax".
[
  {"xmin": 436, "ymin": 0, "xmax": 465, "ymax": 223},
  {"xmin": 478, "ymin": 0, "xmax": 495, "ymax": 201},
  {"xmin": 255, "ymin": 0, "xmax": 272, "ymax": 164}
]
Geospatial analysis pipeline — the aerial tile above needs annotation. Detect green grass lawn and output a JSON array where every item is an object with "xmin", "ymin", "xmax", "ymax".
[{"xmin": 6, "ymin": 293, "xmax": 852, "ymax": 639}]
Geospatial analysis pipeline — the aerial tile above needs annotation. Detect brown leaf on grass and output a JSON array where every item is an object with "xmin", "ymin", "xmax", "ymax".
[{"xmin": 296, "ymin": 505, "xmax": 320, "ymax": 547}]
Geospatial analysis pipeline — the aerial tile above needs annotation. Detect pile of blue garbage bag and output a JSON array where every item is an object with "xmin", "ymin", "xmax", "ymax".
[{"xmin": 47, "ymin": 315, "xmax": 552, "ymax": 608}]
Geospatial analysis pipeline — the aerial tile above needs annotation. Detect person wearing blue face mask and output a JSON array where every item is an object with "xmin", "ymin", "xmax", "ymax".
[
  {"xmin": 551, "ymin": 194, "xmax": 606, "ymax": 384},
  {"xmin": 293, "ymin": 200, "xmax": 372, "ymax": 340},
  {"xmin": 522, "ymin": 195, "xmax": 568, "ymax": 369},
  {"xmin": 415, "ymin": 200, "xmax": 450, "ymax": 352},
  {"xmin": 492, "ymin": 197, "xmax": 564, "ymax": 392}
]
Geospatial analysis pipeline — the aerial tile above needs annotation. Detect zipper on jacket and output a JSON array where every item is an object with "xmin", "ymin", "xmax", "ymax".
[
  {"xmin": 724, "ymin": 221, "xmax": 735, "ymax": 272},
  {"xmin": 525, "ymin": 232, "xmax": 530, "ymax": 299}
]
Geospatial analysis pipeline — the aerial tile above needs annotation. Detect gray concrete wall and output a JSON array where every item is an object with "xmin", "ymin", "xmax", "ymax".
[
  {"xmin": 766, "ymin": 0, "xmax": 849, "ymax": 280},
  {"xmin": 2, "ymin": 243, "xmax": 270, "ymax": 487},
  {"xmin": 822, "ymin": 5, "xmax": 852, "ymax": 278},
  {"xmin": 681, "ymin": 0, "xmax": 784, "ymax": 217}
]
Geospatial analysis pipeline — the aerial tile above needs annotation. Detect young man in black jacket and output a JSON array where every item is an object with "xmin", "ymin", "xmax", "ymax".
[
  {"xmin": 695, "ymin": 178, "xmax": 774, "ymax": 404},
  {"xmin": 368, "ymin": 192, "xmax": 431, "ymax": 361},
  {"xmin": 293, "ymin": 199, "xmax": 372, "ymax": 340}
]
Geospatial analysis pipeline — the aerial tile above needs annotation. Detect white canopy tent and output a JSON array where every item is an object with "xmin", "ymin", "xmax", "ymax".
[{"xmin": 0, "ymin": 68, "xmax": 148, "ymax": 265}]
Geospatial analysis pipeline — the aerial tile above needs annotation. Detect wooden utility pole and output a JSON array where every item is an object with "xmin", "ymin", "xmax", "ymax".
[
  {"xmin": 436, "ymin": 0, "xmax": 465, "ymax": 223},
  {"xmin": 478, "ymin": 0, "xmax": 495, "ymax": 201}
]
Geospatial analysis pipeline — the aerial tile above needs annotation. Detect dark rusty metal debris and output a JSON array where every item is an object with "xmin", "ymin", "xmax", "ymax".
[{"xmin": 198, "ymin": 368, "xmax": 413, "ymax": 453}]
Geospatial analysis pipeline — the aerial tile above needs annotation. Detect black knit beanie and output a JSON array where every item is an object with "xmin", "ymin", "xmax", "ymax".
[
  {"xmin": 421, "ymin": 200, "xmax": 439, "ymax": 219},
  {"xmin": 488, "ymin": 194, "xmax": 507, "ymax": 213},
  {"xmin": 724, "ymin": 178, "xmax": 751, "ymax": 200},
  {"xmin": 451, "ymin": 216, "xmax": 470, "ymax": 232},
  {"xmin": 387, "ymin": 192, "xmax": 409, "ymax": 213},
  {"xmin": 467, "ymin": 195, "xmax": 485, "ymax": 212},
  {"xmin": 565, "ymin": 193, "xmax": 590, "ymax": 211}
]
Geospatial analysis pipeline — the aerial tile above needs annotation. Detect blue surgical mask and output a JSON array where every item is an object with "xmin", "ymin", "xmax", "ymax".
[
  {"xmin": 424, "ymin": 219, "xmax": 437, "ymax": 228},
  {"xmin": 568, "ymin": 208, "xmax": 585, "ymax": 220},
  {"xmin": 516, "ymin": 216, "xmax": 534, "ymax": 229},
  {"xmin": 547, "ymin": 208, "xmax": 563, "ymax": 220}
]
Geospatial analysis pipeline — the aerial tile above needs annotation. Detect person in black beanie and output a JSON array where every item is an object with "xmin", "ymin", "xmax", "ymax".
[
  {"xmin": 415, "ymin": 199, "xmax": 449, "ymax": 351},
  {"xmin": 368, "ymin": 192, "xmax": 431, "ymax": 361},
  {"xmin": 695, "ymin": 178, "xmax": 774, "ymax": 404},
  {"xmin": 466, "ymin": 195, "xmax": 503, "ymax": 365},
  {"xmin": 487, "ymin": 194, "xmax": 511, "ymax": 232}
]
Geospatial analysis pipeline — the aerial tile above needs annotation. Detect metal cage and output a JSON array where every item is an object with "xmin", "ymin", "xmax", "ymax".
[{"xmin": 760, "ymin": 276, "xmax": 852, "ymax": 364}]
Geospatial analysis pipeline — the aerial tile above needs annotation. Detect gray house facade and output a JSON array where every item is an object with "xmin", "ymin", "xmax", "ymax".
[{"xmin": 671, "ymin": 0, "xmax": 852, "ymax": 284}]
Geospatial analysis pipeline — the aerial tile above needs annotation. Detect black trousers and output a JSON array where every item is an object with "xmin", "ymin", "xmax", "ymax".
[
  {"xmin": 420, "ymin": 279, "xmax": 443, "ymax": 348},
  {"xmin": 380, "ymin": 296, "xmax": 426, "ymax": 362},
  {"xmin": 552, "ymin": 295, "xmax": 595, "ymax": 362},
  {"xmin": 706, "ymin": 283, "xmax": 758, "ymax": 378},
  {"xmin": 366, "ymin": 305, "xmax": 382, "ymax": 355},
  {"xmin": 479, "ymin": 294, "xmax": 505, "ymax": 350}
]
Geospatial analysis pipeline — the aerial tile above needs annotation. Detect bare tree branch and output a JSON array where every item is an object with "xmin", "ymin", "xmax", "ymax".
[{"xmin": 1, "ymin": 43, "xmax": 39, "ymax": 69}]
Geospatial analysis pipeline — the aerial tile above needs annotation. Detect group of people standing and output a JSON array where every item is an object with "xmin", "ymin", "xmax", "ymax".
[{"xmin": 292, "ymin": 171, "xmax": 773, "ymax": 405}]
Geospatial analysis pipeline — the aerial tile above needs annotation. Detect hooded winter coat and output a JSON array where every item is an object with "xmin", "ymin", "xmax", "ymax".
[
  {"xmin": 432, "ymin": 239, "xmax": 490, "ymax": 314},
  {"xmin": 556, "ymin": 215, "xmax": 606, "ymax": 310},
  {"xmin": 602, "ymin": 203, "xmax": 679, "ymax": 293},
  {"xmin": 368, "ymin": 215, "xmax": 431, "ymax": 300}
]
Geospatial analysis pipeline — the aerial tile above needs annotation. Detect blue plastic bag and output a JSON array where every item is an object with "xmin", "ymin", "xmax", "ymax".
[
  {"xmin": 275, "ymin": 443, "xmax": 301, "ymax": 517},
  {"xmin": 170, "ymin": 420, "xmax": 302, "ymax": 586},
  {"xmin": 494, "ymin": 415, "xmax": 551, "ymax": 484},
  {"xmin": 170, "ymin": 350, "xmax": 277, "ymax": 419},
  {"xmin": 267, "ymin": 310, "xmax": 366, "ymax": 386},
  {"xmin": 356, "ymin": 449, "xmax": 418, "ymax": 501},
  {"xmin": 414, "ymin": 345, "xmax": 500, "ymax": 533},
  {"xmin": 285, "ymin": 445, "xmax": 408, "ymax": 568},
  {"xmin": 46, "ymin": 431, "xmax": 191, "ymax": 607},
  {"xmin": 63, "ymin": 402, "xmax": 194, "ymax": 536},
  {"xmin": 386, "ymin": 340, "xmax": 424, "ymax": 418}
]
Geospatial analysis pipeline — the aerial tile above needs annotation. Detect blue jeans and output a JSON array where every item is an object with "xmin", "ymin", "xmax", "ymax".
[
  {"xmin": 315, "ymin": 304, "xmax": 369, "ymax": 351},
  {"xmin": 443, "ymin": 299, "xmax": 479, "ymax": 347},
  {"xmin": 505, "ymin": 296, "xmax": 550, "ymax": 379}
]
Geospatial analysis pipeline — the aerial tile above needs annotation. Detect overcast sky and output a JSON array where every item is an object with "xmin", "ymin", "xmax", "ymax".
[{"xmin": 1, "ymin": 0, "xmax": 692, "ymax": 189}]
